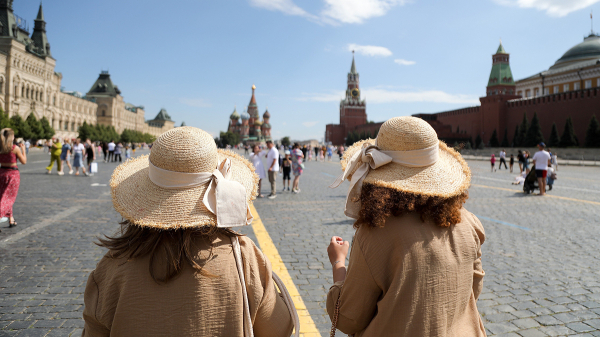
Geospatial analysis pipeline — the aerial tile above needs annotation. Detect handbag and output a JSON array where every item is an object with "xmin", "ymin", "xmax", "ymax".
[
  {"xmin": 231, "ymin": 236, "xmax": 300, "ymax": 337},
  {"xmin": 90, "ymin": 162, "xmax": 98, "ymax": 173},
  {"xmin": 330, "ymin": 288, "xmax": 354, "ymax": 337}
]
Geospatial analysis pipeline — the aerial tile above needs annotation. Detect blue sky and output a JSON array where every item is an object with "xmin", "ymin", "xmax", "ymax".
[{"xmin": 14, "ymin": 0, "xmax": 600, "ymax": 141}]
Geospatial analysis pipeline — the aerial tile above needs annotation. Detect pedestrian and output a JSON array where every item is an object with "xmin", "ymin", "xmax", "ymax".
[
  {"xmin": 327, "ymin": 116, "xmax": 485, "ymax": 337},
  {"xmin": 83, "ymin": 127, "xmax": 296, "ymax": 336},
  {"xmin": 249, "ymin": 145, "xmax": 266, "ymax": 198},
  {"xmin": 0, "ymin": 128, "xmax": 26, "ymax": 229},
  {"xmin": 546, "ymin": 163, "xmax": 557, "ymax": 191},
  {"xmin": 107, "ymin": 140, "xmax": 116, "ymax": 162},
  {"xmin": 265, "ymin": 140, "xmax": 279, "ymax": 199},
  {"xmin": 125, "ymin": 146, "xmax": 131, "ymax": 160},
  {"xmin": 46, "ymin": 138, "xmax": 62, "ymax": 175},
  {"xmin": 327, "ymin": 145, "xmax": 333, "ymax": 161},
  {"xmin": 114, "ymin": 142, "xmax": 123, "ymax": 162},
  {"xmin": 509, "ymin": 154, "xmax": 515, "ymax": 173},
  {"xmin": 291, "ymin": 143, "xmax": 304, "ymax": 193},
  {"xmin": 282, "ymin": 151, "xmax": 291, "ymax": 191},
  {"xmin": 337, "ymin": 145, "xmax": 344, "ymax": 160},
  {"xmin": 24, "ymin": 139, "xmax": 30, "ymax": 155},
  {"xmin": 307, "ymin": 145, "xmax": 313, "ymax": 161},
  {"xmin": 72, "ymin": 138, "xmax": 88, "ymax": 176},
  {"xmin": 490, "ymin": 153, "xmax": 496, "ymax": 172},
  {"xmin": 314, "ymin": 145, "xmax": 319, "ymax": 160},
  {"xmin": 85, "ymin": 139, "xmax": 96, "ymax": 176},
  {"xmin": 131, "ymin": 142, "xmax": 136, "ymax": 155},
  {"xmin": 517, "ymin": 150, "xmax": 524, "ymax": 172},
  {"xmin": 59, "ymin": 139, "xmax": 73, "ymax": 175},
  {"xmin": 551, "ymin": 151, "xmax": 558, "ymax": 171},
  {"xmin": 102, "ymin": 141, "xmax": 108, "ymax": 162},
  {"xmin": 498, "ymin": 149, "xmax": 508, "ymax": 170},
  {"xmin": 532, "ymin": 142, "xmax": 551, "ymax": 196}
]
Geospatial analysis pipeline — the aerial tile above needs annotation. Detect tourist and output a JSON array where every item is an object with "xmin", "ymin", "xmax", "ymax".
[
  {"xmin": 523, "ymin": 151, "xmax": 530, "ymax": 171},
  {"xmin": 45, "ymin": 138, "xmax": 62, "ymax": 175},
  {"xmin": 83, "ymin": 127, "xmax": 296, "ymax": 336},
  {"xmin": 85, "ymin": 139, "xmax": 96, "ymax": 176},
  {"xmin": 291, "ymin": 143, "xmax": 304, "ymax": 193},
  {"xmin": 499, "ymin": 149, "xmax": 508, "ymax": 170},
  {"xmin": 307, "ymin": 145, "xmax": 313, "ymax": 161},
  {"xmin": 547, "ymin": 163, "xmax": 556, "ymax": 191},
  {"xmin": 131, "ymin": 142, "xmax": 136, "ymax": 155},
  {"xmin": 327, "ymin": 116, "xmax": 485, "ymax": 336},
  {"xmin": 114, "ymin": 142, "xmax": 123, "ymax": 162},
  {"xmin": 301, "ymin": 145, "xmax": 307, "ymax": 160},
  {"xmin": 490, "ymin": 153, "xmax": 496, "ymax": 172},
  {"xmin": 266, "ymin": 140, "xmax": 279, "ymax": 199},
  {"xmin": 249, "ymin": 145, "xmax": 266, "ymax": 198},
  {"xmin": 107, "ymin": 140, "xmax": 116, "ymax": 162},
  {"xmin": 517, "ymin": 150, "xmax": 524, "ymax": 172},
  {"xmin": 101, "ymin": 141, "xmax": 108, "ymax": 162},
  {"xmin": 24, "ymin": 139, "xmax": 30, "ymax": 155},
  {"xmin": 512, "ymin": 169, "xmax": 529, "ymax": 185},
  {"xmin": 282, "ymin": 151, "xmax": 291, "ymax": 191},
  {"xmin": 59, "ymin": 139, "xmax": 73, "ymax": 175},
  {"xmin": 327, "ymin": 145, "xmax": 333, "ymax": 161},
  {"xmin": 551, "ymin": 151, "xmax": 558, "ymax": 171},
  {"xmin": 337, "ymin": 145, "xmax": 344, "ymax": 160},
  {"xmin": 0, "ymin": 128, "xmax": 26, "ymax": 229},
  {"xmin": 509, "ymin": 153, "xmax": 515, "ymax": 173},
  {"xmin": 532, "ymin": 142, "xmax": 551, "ymax": 196},
  {"xmin": 72, "ymin": 138, "xmax": 88, "ymax": 176},
  {"xmin": 125, "ymin": 146, "xmax": 131, "ymax": 160},
  {"xmin": 314, "ymin": 145, "xmax": 319, "ymax": 160}
]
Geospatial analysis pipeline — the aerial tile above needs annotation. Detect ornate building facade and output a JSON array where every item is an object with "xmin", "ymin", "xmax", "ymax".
[
  {"xmin": 0, "ymin": 1, "xmax": 175, "ymax": 140},
  {"xmin": 227, "ymin": 85, "xmax": 271, "ymax": 144}
]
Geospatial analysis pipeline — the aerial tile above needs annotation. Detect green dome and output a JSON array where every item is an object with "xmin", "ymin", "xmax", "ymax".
[
  {"xmin": 230, "ymin": 108, "xmax": 240, "ymax": 120},
  {"xmin": 262, "ymin": 122, "xmax": 271, "ymax": 128},
  {"xmin": 552, "ymin": 34, "xmax": 600, "ymax": 69}
]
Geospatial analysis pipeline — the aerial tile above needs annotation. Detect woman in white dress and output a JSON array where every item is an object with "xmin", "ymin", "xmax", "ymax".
[{"xmin": 249, "ymin": 145, "xmax": 266, "ymax": 198}]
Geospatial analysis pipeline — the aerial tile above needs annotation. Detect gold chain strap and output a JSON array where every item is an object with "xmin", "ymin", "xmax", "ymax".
[{"xmin": 330, "ymin": 291, "xmax": 342, "ymax": 337}]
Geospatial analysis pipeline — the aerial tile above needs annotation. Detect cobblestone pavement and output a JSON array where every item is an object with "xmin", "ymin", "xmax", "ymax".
[{"xmin": 1, "ymin": 148, "xmax": 599, "ymax": 336}]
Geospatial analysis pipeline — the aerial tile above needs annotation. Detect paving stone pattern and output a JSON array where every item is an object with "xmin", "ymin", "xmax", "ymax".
[{"xmin": 1, "ymin": 148, "xmax": 600, "ymax": 336}]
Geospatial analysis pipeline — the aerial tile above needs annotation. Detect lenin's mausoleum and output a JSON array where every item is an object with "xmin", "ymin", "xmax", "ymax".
[{"xmin": 326, "ymin": 33, "xmax": 600, "ymax": 146}]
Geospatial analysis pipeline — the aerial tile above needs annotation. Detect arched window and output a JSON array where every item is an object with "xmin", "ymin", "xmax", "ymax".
[
  {"xmin": 102, "ymin": 110, "xmax": 106, "ymax": 117},
  {"xmin": 53, "ymin": 96, "xmax": 56, "ymax": 106},
  {"xmin": 0, "ymin": 79, "xmax": 4, "ymax": 94}
]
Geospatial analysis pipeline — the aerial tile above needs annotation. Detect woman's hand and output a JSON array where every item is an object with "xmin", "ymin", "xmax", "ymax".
[{"xmin": 327, "ymin": 236, "xmax": 349, "ymax": 266}]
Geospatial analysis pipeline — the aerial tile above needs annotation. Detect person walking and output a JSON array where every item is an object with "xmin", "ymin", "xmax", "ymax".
[
  {"xmin": 72, "ymin": 138, "xmax": 88, "ymax": 176},
  {"xmin": 282, "ymin": 151, "xmax": 291, "ymax": 191},
  {"xmin": 314, "ymin": 145, "xmax": 319, "ymax": 161},
  {"xmin": 517, "ymin": 150, "xmax": 524, "ymax": 172},
  {"xmin": 24, "ymin": 139, "xmax": 30, "ymax": 155},
  {"xmin": 490, "ymin": 153, "xmax": 496, "ymax": 172},
  {"xmin": 291, "ymin": 143, "xmax": 304, "ymax": 193},
  {"xmin": 85, "ymin": 139, "xmax": 96, "ymax": 176},
  {"xmin": 59, "ymin": 139, "xmax": 73, "ymax": 175},
  {"xmin": 249, "ymin": 145, "xmax": 266, "ymax": 198},
  {"xmin": 523, "ymin": 151, "xmax": 530, "ymax": 171},
  {"xmin": 107, "ymin": 140, "xmax": 116, "ymax": 162},
  {"xmin": 498, "ymin": 149, "xmax": 508, "ymax": 170},
  {"xmin": 509, "ymin": 154, "xmax": 515, "ymax": 173},
  {"xmin": 327, "ymin": 145, "xmax": 333, "ymax": 161},
  {"xmin": 546, "ymin": 162, "xmax": 557, "ymax": 191},
  {"xmin": 551, "ymin": 151, "xmax": 558, "ymax": 171},
  {"xmin": 327, "ymin": 116, "xmax": 486, "ymax": 337},
  {"xmin": 337, "ymin": 145, "xmax": 344, "ymax": 160},
  {"xmin": 131, "ymin": 142, "xmax": 136, "ymax": 155},
  {"xmin": 266, "ymin": 140, "xmax": 279, "ymax": 199},
  {"xmin": 46, "ymin": 138, "xmax": 62, "ymax": 175},
  {"xmin": 114, "ymin": 142, "xmax": 123, "ymax": 162},
  {"xmin": 0, "ymin": 129, "xmax": 26, "ymax": 229},
  {"xmin": 532, "ymin": 142, "xmax": 551, "ymax": 196},
  {"xmin": 83, "ymin": 127, "xmax": 296, "ymax": 337},
  {"xmin": 101, "ymin": 141, "xmax": 108, "ymax": 162}
]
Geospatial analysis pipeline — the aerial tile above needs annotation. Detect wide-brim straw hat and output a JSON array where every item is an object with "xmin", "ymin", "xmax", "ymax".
[
  {"xmin": 110, "ymin": 127, "xmax": 258, "ymax": 229},
  {"xmin": 341, "ymin": 116, "xmax": 470, "ymax": 198}
]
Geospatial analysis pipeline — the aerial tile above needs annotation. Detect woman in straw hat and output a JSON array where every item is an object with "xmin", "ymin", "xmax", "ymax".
[
  {"xmin": 83, "ymin": 127, "xmax": 297, "ymax": 337},
  {"xmin": 326, "ymin": 117, "xmax": 486, "ymax": 337}
]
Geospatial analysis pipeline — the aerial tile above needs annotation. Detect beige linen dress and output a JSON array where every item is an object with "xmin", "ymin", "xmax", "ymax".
[
  {"xmin": 83, "ymin": 234, "xmax": 293, "ymax": 337},
  {"xmin": 327, "ymin": 208, "xmax": 486, "ymax": 337}
]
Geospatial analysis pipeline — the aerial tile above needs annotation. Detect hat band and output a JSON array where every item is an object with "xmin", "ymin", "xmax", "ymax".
[
  {"xmin": 329, "ymin": 142, "xmax": 439, "ymax": 219},
  {"xmin": 148, "ymin": 159, "xmax": 253, "ymax": 227}
]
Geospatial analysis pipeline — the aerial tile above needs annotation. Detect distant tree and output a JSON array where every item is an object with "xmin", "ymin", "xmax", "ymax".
[
  {"xmin": 218, "ymin": 131, "xmax": 239, "ymax": 147},
  {"xmin": 0, "ymin": 109, "xmax": 12, "ymax": 130},
  {"xmin": 511, "ymin": 125, "xmax": 519, "ymax": 147},
  {"xmin": 517, "ymin": 113, "xmax": 528, "ymax": 147},
  {"xmin": 500, "ymin": 128, "xmax": 509, "ymax": 147},
  {"xmin": 464, "ymin": 141, "xmax": 472, "ymax": 149},
  {"xmin": 489, "ymin": 129, "xmax": 500, "ymax": 147},
  {"xmin": 40, "ymin": 117, "xmax": 55, "ymax": 139},
  {"xmin": 524, "ymin": 112, "xmax": 544, "ymax": 147},
  {"xmin": 559, "ymin": 117, "xmax": 578, "ymax": 147},
  {"xmin": 281, "ymin": 136, "xmax": 291, "ymax": 147},
  {"xmin": 142, "ymin": 133, "xmax": 156, "ymax": 144},
  {"xmin": 584, "ymin": 115, "xmax": 600, "ymax": 147},
  {"xmin": 372, "ymin": 128, "xmax": 379, "ymax": 138},
  {"xmin": 10, "ymin": 115, "xmax": 32, "ymax": 140},
  {"xmin": 547, "ymin": 123, "xmax": 560, "ymax": 147},
  {"xmin": 26, "ymin": 113, "xmax": 44, "ymax": 140},
  {"xmin": 475, "ymin": 134, "xmax": 483, "ymax": 149},
  {"xmin": 78, "ymin": 121, "xmax": 95, "ymax": 141}
]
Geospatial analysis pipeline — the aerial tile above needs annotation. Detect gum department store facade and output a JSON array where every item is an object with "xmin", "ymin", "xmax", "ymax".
[{"xmin": 0, "ymin": 1, "xmax": 175, "ymax": 140}]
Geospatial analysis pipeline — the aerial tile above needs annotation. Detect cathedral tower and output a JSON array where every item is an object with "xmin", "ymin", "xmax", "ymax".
[{"xmin": 339, "ymin": 52, "xmax": 366, "ymax": 132}]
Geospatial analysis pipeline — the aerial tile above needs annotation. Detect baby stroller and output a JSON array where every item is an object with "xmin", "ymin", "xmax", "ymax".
[{"xmin": 523, "ymin": 170, "xmax": 539, "ymax": 194}]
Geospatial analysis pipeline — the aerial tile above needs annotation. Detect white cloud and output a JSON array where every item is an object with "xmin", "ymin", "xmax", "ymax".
[
  {"xmin": 322, "ymin": 0, "xmax": 408, "ymax": 24},
  {"xmin": 180, "ymin": 98, "xmax": 211, "ymax": 108},
  {"xmin": 302, "ymin": 121, "xmax": 319, "ymax": 127},
  {"xmin": 394, "ymin": 58, "xmax": 416, "ymax": 65},
  {"xmin": 348, "ymin": 43, "xmax": 392, "ymax": 57},
  {"xmin": 493, "ymin": 0, "xmax": 600, "ymax": 17},
  {"xmin": 362, "ymin": 88, "xmax": 480, "ymax": 104},
  {"xmin": 249, "ymin": 0, "xmax": 318, "ymax": 20}
]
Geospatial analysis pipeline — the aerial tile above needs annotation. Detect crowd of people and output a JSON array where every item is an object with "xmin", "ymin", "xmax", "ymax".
[{"xmin": 493, "ymin": 145, "xmax": 558, "ymax": 195}]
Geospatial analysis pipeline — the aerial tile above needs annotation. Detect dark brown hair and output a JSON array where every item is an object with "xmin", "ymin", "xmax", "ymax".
[
  {"xmin": 97, "ymin": 222, "xmax": 240, "ymax": 284},
  {"xmin": 355, "ymin": 183, "xmax": 468, "ymax": 229}
]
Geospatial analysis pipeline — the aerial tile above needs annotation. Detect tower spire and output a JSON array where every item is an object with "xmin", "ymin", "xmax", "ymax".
[
  {"xmin": 350, "ymin": 50, "xmax": 357, "ymax": 75},
  {"xmin": 36, "ymin": 1, "xmax": 44, "ymax": 21},
  {"xmin": 31, "ymin": 1, "xmax": 50, "ymax": 57}
]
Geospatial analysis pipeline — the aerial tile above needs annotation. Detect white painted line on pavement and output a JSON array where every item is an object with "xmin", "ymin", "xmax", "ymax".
[
  {"xmin": 0, "ymin": 206, "xmax": 83, "ymax": 247},
  {"xmin": 475, "ymin": 215, "xmax": 530, "ymax": 231},
  {"xmin": 473, "ymin": 175, "xmax": 600, "ymax": 194},
  {"xmin": 91, "ymin": 183, "xmax": 107, "ymax": 186}
]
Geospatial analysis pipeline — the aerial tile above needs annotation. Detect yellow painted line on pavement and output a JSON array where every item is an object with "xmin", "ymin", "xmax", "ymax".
[
  {"xmin": 250, "ymin": 204, "xmax": 322, "ymax": 337},
  {"xmin": 471, "ymin": 184, "xmax": 600, "ymax": 206}
]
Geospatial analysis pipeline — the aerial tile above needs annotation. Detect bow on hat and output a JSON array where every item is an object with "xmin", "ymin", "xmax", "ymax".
[
  {"xmin": 329, "ymin": 142, "xmax": 439, "ymax": 219},
  {"xmin": 149, "ymin": 158, "xmax": 253, "ymax": 227}
]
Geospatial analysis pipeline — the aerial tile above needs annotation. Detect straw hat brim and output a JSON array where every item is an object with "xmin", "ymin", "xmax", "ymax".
[
  {"xmin": 341, "ymin": 139, "xmax": 471, "ymax": 198},
  {"xmin": 110, "ymin": 149, "xmax": 258, "ymax": 229}
]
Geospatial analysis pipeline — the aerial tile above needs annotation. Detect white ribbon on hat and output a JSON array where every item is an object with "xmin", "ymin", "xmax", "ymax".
[
  {"xmin": 329, "ymin": 142, "xmax": 439, "ymax": 219},
  {"xmin": 148, "ymin": 158, "xmax": 253, "ymax": 227}
]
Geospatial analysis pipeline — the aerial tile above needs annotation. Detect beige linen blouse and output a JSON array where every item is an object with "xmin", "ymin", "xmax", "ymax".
[
  {"xmin": 83, "ymin": 234, "xmax": 293, "ymax": 337},
  {"xmin": 327, "ymin": 208, "xmax": 486, "ymax": 337}
]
